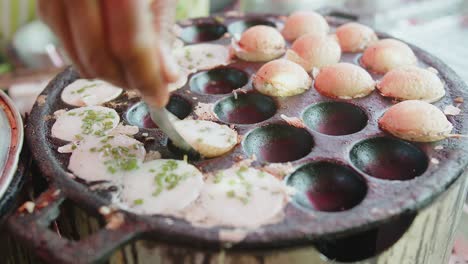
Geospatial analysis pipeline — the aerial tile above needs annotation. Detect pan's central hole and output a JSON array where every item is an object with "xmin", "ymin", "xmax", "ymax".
[
  {"xmin": 303, "ymin": 102, "xmax": 368, "ymax": 136},
  {"xmin": 214, "ymin": 93, "xmax": 276, "ymax": 124},
  {"xmin": 350, "ymin": 137, "xmax": 428, "ymax": 181},
  {"xmin": 190, "ymin": 67, "xmax": 249, "ymax": 95},
  {"xmin": 287, "ymin": 161, "xmax": 367, "ymax": 212},
  {"xmin": 180, "ymin": 23, "xmax": 227, "ymax": 44},
  {"xmin": 243, "ymin": 124, "xmax": 314, "ymax": 163}
]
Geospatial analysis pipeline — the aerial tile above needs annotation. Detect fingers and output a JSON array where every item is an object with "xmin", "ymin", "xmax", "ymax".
[
  {"xmin": 63, "ymin": 0, "xmax": 126, "ymax": 87},
  {"xmin": 151, "ymin": 0, "xmax": 180, "ymax": 82},
  {"xmin": 151, "ymin": 0, "xmax": 177, "ymax": 39},
  {"xmin": 102, "ymin": 0, "xmax": 170, "ymax": 107},
  {"xmin": 37, "ymin": 0, "xmax": 88, "ymax": 76},
  {"xmin": 39, "ymin": 0, "xmax": 179, "ymax": 107},
  {"xmin": 159, "ymin": 42, "xmax": 180, "ymax": 83}
]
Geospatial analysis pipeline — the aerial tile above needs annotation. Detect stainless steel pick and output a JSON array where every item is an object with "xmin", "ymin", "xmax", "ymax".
[{"xmin": 148, "ymin": 106, "xmax": 200, "ymax": 157}]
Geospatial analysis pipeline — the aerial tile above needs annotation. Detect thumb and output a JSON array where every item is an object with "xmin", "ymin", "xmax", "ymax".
[{"xmin": 159, "ymin": 42, "xmax": 180, "ymax": 83}]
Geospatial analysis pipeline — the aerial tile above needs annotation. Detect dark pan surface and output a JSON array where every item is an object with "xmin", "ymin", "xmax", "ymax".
[{"xmin": 26, "ymin": 13, "xmax": 468, "ymax": 250}]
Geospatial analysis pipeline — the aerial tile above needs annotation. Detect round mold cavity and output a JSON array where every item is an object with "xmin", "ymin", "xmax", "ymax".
[
  {"xmin": 126, "ymin": 96, "xmax": 192, "ymax": 128},
  {"xmin": 180, "ymin": 22, "xmax": 227, "ymax": 44},
  {"xmin": 227, "ymin": 19, "xmax": 276, "ymax": 35},
  {"xmin": 214, "ymin": 93, "xmax": 276, "ymax": 124},
  {"xmin": 350, "ymin": 137, "xmax": 428, "ymax": 181},
  {"xmin": 190, "ymin": 67, "xmax": 249, "ymax": 95},
  {"xmin": 286, "ymin": 161, "xmax": 367, "ymax": 212},
  {"xmin": 314, "ymin": 213, "xmax": 415, "ymax": 262},
  {"xmin": 302, "ymin": 102, "xmax": 368, "ymax": 136},
  {"xmin": 243, "ymin": 124, "xmax": 314, "ymax": 163}
]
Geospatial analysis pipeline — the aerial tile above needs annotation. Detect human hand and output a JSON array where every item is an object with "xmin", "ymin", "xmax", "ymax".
[{"xmin": 38, "ymin": 0, "xmax": 180, "ymax": 107}]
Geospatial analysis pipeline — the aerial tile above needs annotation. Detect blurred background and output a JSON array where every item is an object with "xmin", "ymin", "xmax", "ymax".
[{"xmin": 234, "ymin": 0, "xmax": 468, "ymax": 83}]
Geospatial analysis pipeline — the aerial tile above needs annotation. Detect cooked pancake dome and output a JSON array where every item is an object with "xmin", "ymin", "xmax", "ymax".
[
  {"xmin": 361, "ymin": 39, "xmax": 417, "ymax": 74},
  {"xmin": 253, "ymin": 59, "xmax": 312, "ymax": 97},
  {"xmin": 314, "ymin": 63, "xmax": 375, "ymax": 99}
]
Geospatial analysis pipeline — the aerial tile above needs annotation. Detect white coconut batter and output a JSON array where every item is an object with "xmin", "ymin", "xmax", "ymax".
[
  {"xmin": 174, "ymin": 120, "xmax": 238, "ymax": 158},
  {"xmin": 68, "ymin": 135, "xmax": 146, "ymax": 182},
  {"xmin": 61, "ymin": 79, "xmax": 123, "ymax": 106},
  {"xmin": 174, "ymin": 44, "xmax": 231, "ymax": 72},
  {"xmin": 51, "ymin": 106, "xmax": 120, "ymax": 142},
  {"xmin": 185, "ymin": 166, "xmax": 290, "ymax": 228},
  {"xmin": 120, "ymin": 159, "xmax": 204, "ymax": 215}
]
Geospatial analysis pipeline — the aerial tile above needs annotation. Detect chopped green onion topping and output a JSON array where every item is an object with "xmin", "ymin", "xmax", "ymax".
[
  {"xmin": 133, "ymin": 199, "xmax": 144, "ymax": 205},
  {"xmin": 213, "ymin": 172, "xmax": 223, "ymax": 184},
  {"xmin": 89, "ymin": 139, "xmax": 142, "ymax": 174},
  {"xmin": 226, "ymin": 190, "xmax": 236, "ymax": 198},
  {"xmin": 71, "ymin": 83, "xmax": 98, "ymax": 94},
  {"xmin": 150, "ymin": 161, "xmax": 191, "ymax": 197}
]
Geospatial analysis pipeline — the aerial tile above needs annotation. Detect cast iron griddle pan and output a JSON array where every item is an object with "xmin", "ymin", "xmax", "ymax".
[{"xmin": 8, "ymin": 12, "xmax": 468, "ymax": 263}]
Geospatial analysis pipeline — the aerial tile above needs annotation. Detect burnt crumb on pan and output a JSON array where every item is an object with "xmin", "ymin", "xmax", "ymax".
[
  {"xmin": 262, "ymin": 163, "xmax": 295, "ymax": 180},
  {"xmin": 225, "ymin": 10, "xmax": 243, "ymax": 17},
  {"xmin": 144, "ymin": 136, "xmax": 156, "ymax": 142},
  {"xmin": 444, "ymin": 105, "xmax": 461, "ymax": 116},
  {"xmin": 194, "ymin": 102, "xmax": 216, "ymax": 121},
  {"xmin": 104, "ymin": 101, "xmax": 129, "ymax": 108},
  {"xmin": 232, "ymin": 88, "xmax": 247, "ymax": 100},
  {"xmin": 144, "ymin": 150, "xmax": 162, "ymax": 162},
  {"xmin": 164, "ymin": 218, "xmax": 175, "ymax": 225},
  {"xmin": 99, "ymin": 206, "xmax": 113, "ymax": 216},
  {"xmin": 219, "ymin": 229, "xmax": 248, "ymax": 243},
  {"xmin": 36, "ymin": 95, "xmax": 47, "ymax": 106},
  {"xmin": 427, "ymin": 67, "xmax": 439, "ymax": 74},
  {"xmin": 125, "ymin": 90, "xmax": 140, "ymax": 99},
  {"xmin": 214, "ymin": 16, "xmax": 225, "ymax": 24},
  {"xmin": 280, "ymin": 114, "xmax": 306, "ymax": 128},
  {"xmin": 105, "ymin": 212, "xmax": 125, "ymax": 230},
  {"xmin": 18, "ymin": 201, "xmax": 35, "ymax": 213},
  {"xmin": 43, "ymin": 115, "xmax": 54, "ymax": 121},
  {"xmin": 53, "ymin": 109, "xmax": 67, "ymax": 118},
  {"xmin": 57, "ymin": 143, "xmax": 76, "ymax": 153},
  {"xmin": 233, "ymin": 155, "xmax": 244, "ymax": 162},
  {"xmin": 236, "ymin": 134, "xmax": 243, "ymax": 144},
  {"xmin": 455, "ymin": 97, "xmax": 464, "ymax": 104}
]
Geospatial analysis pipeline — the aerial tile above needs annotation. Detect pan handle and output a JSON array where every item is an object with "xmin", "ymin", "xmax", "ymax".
[{"xmin": 7, "ymin": 185, "xmax": 147, "ymax": 264}]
